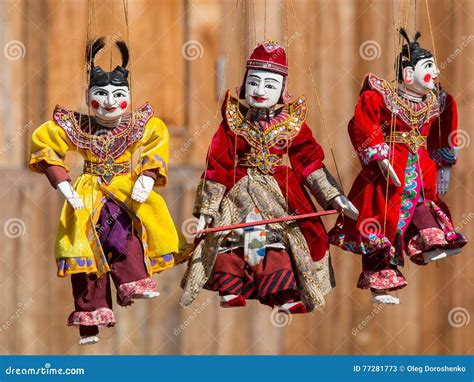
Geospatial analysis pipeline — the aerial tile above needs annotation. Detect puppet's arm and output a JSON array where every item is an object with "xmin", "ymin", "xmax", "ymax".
[
  {"xmin": 349, "ymin": 90, "xmax": 400, "ymax": 186},
  {"xmin": 194, "ymin": 121, "xmax": 235, "ymax": 231},
  {"xmin": 29, "ymin": 120, "xmax": 84, "ymax": 209},
  {"xmin": 133, "ymin": 117, "xmax": 171, "ymax": 203},
  {"xmin": 427, "ymin": 93, "xmax": 459, "ymax": 194},
  {"xmin": 289, "ymin": 123, "xmax": 359, "ymax": 220}
]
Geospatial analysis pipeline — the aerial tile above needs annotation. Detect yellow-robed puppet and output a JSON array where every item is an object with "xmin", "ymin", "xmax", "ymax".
[{"xmin": 28, "ymin": 37, "xmax": 189, "ymax": 345}]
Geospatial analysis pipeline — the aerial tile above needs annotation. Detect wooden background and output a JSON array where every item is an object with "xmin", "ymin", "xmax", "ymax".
[{"xmin": 0, "ymin": 0, "xmax": 472, "ymax": 355}]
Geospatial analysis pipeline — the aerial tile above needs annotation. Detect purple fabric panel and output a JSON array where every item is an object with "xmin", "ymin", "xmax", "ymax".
[{"xmin": 97, "ymin": 201, "xmax": 131, "ymax": 256}]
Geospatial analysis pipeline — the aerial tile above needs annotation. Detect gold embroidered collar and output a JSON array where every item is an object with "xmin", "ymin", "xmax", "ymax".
[
  {"xmin": 366, "ymin": 73, "xmax": 440, "ymax": 129},
  {"xmin": 224, "ymin": 91, "xmax": 307, "ymax": 149},
  {"xmin": 223, "ymin": 91, "xmax": 307, "ymax": 174}
]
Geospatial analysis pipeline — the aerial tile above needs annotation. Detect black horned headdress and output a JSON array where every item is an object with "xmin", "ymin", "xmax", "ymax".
[
  {"xmin": 397, "ymin": 28, "xmax": 433, "ymax": 79},
  {"xmin": 86, "ymin": 37, "xmax": 130, "ymax": 88}
]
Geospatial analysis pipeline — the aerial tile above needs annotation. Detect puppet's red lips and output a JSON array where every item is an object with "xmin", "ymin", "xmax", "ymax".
[
  {"xmin": 104, "ymin": 106, "xmax": 117, "ymax": 112},
  {"xmin": 252, "ymin": 96, "xmax": 267, "ymax": 102}
]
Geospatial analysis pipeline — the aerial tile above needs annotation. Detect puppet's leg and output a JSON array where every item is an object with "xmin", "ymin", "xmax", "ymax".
[
  {"xmin": 405, "ymin": 202, "xmax": 464, "ymax": 264},
  {"xmin": 69, "ymin": 272, "xmax": 115, "ymax": 345},
  {"xmin": 110, "ymin": 233, "xmax": 159, "ymax": 306},
  {"xmin": 358, "ymin": 251, "xmax": 407, "ymax": 305},
  {"xmin": 255, "ymin": 248, "xmax": 305, "ymax": 314},
  {"xmin": 212, "ymin": 249, "xmax": 252, "ymax": 308},
  {"xmin": 97, "ymin": 200, "xmax": 159, "ymax": 307}
]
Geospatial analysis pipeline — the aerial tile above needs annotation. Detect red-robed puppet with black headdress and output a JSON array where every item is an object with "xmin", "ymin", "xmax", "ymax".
[
  {"xmin": 181, "ymin": 40, "xmax": 359, "ymax": 314},
  {"xmin": 330, "ymin": 29, "xmax": 467, "ymax": 305}
]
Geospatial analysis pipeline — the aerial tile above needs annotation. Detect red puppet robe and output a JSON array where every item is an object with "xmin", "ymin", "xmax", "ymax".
[
  {"xmin": 181, "ymin": 91, "xmax": 344, "ymax": 311},
  {"xmin": 330, "ymin": 73, "xmax": 466, "ymax": 291}
]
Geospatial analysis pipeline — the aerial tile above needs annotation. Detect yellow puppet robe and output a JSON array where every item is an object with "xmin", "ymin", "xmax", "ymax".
[{"xmin": 29, "ymin": 103, "xmax": 189, "ymax": 278}]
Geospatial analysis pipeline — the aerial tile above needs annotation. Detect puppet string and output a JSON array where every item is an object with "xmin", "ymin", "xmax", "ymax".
[{"xmin": 288, "ymin": 0, "xmax": 345, "ymax": 194}]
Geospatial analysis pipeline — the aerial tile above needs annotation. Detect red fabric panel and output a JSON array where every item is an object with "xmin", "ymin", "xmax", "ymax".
[{"xmin": 39, "ymin": 162, "xmax": 70, "ymax": 188}]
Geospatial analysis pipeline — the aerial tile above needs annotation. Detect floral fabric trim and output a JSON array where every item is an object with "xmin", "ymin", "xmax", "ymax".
[
  {"xmin": 357, "ymin": 269, "xmax": 407, "ymax": 291},
  {"xmin": 117, "ymin": 278, "xmax": 158, "ymax": 307},
  {"xmin": 396, "ymin": 153, "xmax": 421, "ymax": 236},
  {"xmin": 407, "ymin": 224, "xmax": 466, "ymax": 257},
  {"xmin": 429, "ymin": 147, "xmax": 457, "ymax": 167},
  {"xmin": 67, "ymin": 308, "xmax": 116, "ymax": 327},
  {"xmin": 358, "ymin": 142, "xmax": 390, "ymax": 165},
  {"xmin": 407, "ymin": 227, "xmax": 450, "ymax": 264},
  {"xmin": 305, "ymin": 167, "xmax": 343, "ymax": 209},
  {"xmin": 332, "ymin": 231, "xmax": 394, "ymax": 258}
]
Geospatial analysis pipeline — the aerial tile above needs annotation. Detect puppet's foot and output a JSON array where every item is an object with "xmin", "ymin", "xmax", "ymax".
[
  {"xmin": 371, "ymin": 291, "xmax": 400, "ymax": 305},
  {"xmin": 133, "ymin": 291, "xmax": 160, "ymax": 299},
  {"xmin": 79, "ymin": 335, "xmax": 99, "ymax": 345},
  {"xmin": 423, "ymin": 248, "xmax": 461, "ymax": 263},
  {"xmin": 278, "ymin": 301, "xmax": 307, "ymax": 314},
  {"xmin": 220, "ymin": 294, "xmax": 247, "ymax": 308},
  {"xmin": 117, "ymin": 279, "xmax": 158, "ymax": 306}
]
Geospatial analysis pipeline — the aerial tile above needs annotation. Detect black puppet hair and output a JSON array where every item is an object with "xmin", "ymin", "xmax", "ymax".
[
  {"xmin": 86, "ymin": 37, "xmax": 130, "ymax": 88},
  {"xmin": 396, "ymin": 28, "xmax": 433, "ymax": 80}
]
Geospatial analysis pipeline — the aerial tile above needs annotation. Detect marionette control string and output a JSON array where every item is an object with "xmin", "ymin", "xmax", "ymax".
[
  {"xmin": 78, "ymin": 0, "xmax": 137, "ymax": 255},
  {"xmin": 199, "ymin": 0, "xmax": 240, "ymax": 217},
  {"xmin": 383, "ymin": 0, "xmax": 440, "ymax": 274},
  {"xmin": 288, "ymin": 0, "xmax": 345, "ymax": 194},
  {"xmin": 231, "ymin": 0, "xmax": 246, "ymax": 209},
  {"xmin": 424, "ymin": 0, "xmax": 443, "ymax": 162},
  {"xmin": 200, "ymin": 0, "xmax": 346, "ymax": 230},
  {"xmin": 121, "ymin": 0, "xmax": 139, "ymax": 237},
  {"xmin": 383, "ymin": 0, "xmax": 409, "ymax": 237}
]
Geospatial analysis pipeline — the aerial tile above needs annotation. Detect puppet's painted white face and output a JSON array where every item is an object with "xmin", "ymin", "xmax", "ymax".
[
  {"xmin": 403, "ymin": 57, "xmax": 439, "ymax": 94},
  {"xmin": 88, "ymin": 85, "xmax": 131, "ymax": 120},
  {"xmin": 245, "ymin": 69, "xmax": 284, "ymax": 109}
]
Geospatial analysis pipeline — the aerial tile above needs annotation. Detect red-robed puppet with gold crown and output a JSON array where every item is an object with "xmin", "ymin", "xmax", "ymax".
[
  {"xmin": 330, "ymin": 29, "xmax": 466, "ymax": 305},
  {"xmin": 181, "ymin": 40, "xmax": 359, "ymax": 314}
]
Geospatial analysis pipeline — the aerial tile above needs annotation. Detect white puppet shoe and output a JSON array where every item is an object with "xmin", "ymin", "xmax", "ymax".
[
  {"xmin": 79, "ymin": 335, "xmax": 99, "ymax": 345},
  {"xmin": 371, "ymin": 291, "xmax": 400, "ymax": 305},
  {"xmin": 133, "ymin": 291, "xmax": 160, "ymax": 299},
  {"xmin": 423, "ymin": 248, "xmax": 461, "ymax": 263},
  {"xmin": 278, "ymin": 301, "xmax": 307, "ymax": 314}
]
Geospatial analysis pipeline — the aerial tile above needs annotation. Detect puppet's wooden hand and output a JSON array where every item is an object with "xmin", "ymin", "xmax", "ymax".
[
  {"xmin": 57, "ymin": 181, "xmax": 85, "ymax": 210},
  {"xmin": 377, "ymin": 159, "xmax": 401, "ymax": 187},
  {"xmin": 196, "ymin": 214, "xmax": 213, "ymax": 238},
  {"xmin": 437, "ymin": 166, "xmax": 451, "ymax": 195},
  {"xmin": 131, "ymin": 175, "xmax": 154, "ymax": 203},
  {"xmin": 331, "ymin": 195, "xmax": 359, "ymax": 221}
]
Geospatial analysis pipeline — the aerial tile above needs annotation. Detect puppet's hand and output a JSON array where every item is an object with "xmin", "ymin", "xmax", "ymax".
[
  {"xmin": 57, "ymin": 181, "xmax": 84, "ymax": 210},
  {"xmin": 377, "ymin": 159, "xmax": 401, "ymax": 187},
  {"xmin": 131, "ymin": 175, "xmax": 154, "ymax": 203},
  {"xmin": 437, "ymin": 166, "xmax": 451, "ymax": 195},
  {"xmin": 196, "ymin": 214, "xmax": 213, "ymax": 238},
  {"xmin": 331, "ymin": 195, "xmax": 359, "ymax": 221}
]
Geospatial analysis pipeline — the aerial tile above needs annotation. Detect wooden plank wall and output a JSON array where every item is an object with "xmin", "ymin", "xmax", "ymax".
[{"xmin": 0, "ymin": 0, "xmax": 472, "ymax": 355}]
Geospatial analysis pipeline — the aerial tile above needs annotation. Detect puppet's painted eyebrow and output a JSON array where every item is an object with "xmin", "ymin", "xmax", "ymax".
[
  {"xmin": 247, "ymin": 75, "xmax": 262, "ymax": 80},
  {"xmin": 264, "ymin": 78, "xmax": 281, "ymax": 83}
]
